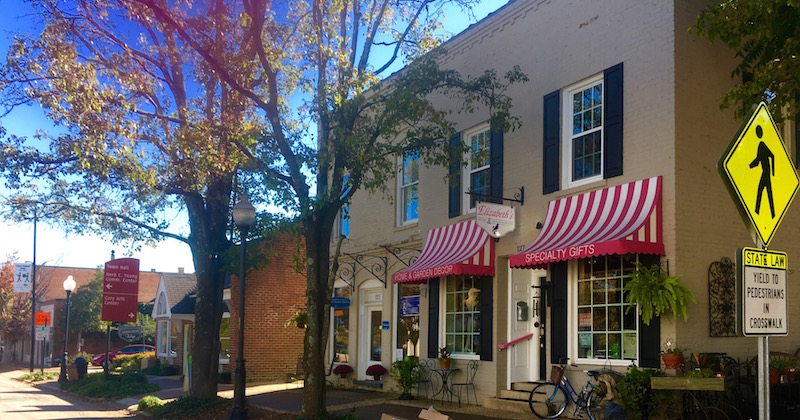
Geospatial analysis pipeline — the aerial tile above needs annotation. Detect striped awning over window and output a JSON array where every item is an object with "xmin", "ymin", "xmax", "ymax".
[
  {"xmin": 393, "ymin": 220, "xmax": 495, "ymax": 284},
  {"xmin": 510, "ymin": 176, "xmax": 664, "ymax": 269}
]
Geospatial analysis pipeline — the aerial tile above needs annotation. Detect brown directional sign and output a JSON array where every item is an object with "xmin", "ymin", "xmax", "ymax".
[{"xmin": 102, "ymin": 258, "xmax": 140, "ymax": 323}]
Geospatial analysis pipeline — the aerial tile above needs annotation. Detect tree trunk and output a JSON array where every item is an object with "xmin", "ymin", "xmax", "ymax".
[
  {"xmin": 301, "ymin": 211, "xmax": 335, "ymax": 418},
  {"xmin": 187, "ymin": 180, "xmax": 232, "ymax": 400}
]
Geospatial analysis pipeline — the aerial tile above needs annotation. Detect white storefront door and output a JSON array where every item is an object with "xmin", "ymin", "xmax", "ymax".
[
  {"xmin": 509, "ymin": 268, "xmax": 545, "ymax": 384},
  {"xmin": 358, "ymin": 285, "xmax": 383, "ymax": 380}
]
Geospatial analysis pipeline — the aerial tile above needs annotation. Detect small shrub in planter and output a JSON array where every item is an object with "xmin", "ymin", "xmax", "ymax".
[
  {"xmin": 160, "ymin": 362, "xmax": 178, "ymax": 376},
  {"xmin": 333, "ymin": 364, "xmax": 353, "ymax": 379},
  {"xmin": 365, "ymin": 364, "xmax": 387, "ymax": 380}
]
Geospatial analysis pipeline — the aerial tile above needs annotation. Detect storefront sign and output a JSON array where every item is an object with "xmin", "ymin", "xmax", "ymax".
[
  {"xmin": 524, "ymin": 244, "xmax": 596, "ymax": 266},
  {"xmin": 738, "ymin": 247, "xmax": 787, "ymax": 336},
  {"xmin": 331, "ymin": 296, "xmax": 350, "ymax": 309},
  {"xmin": 475, "ymin": 202, "xmax": 515, "ymax": 237},
  {"xmin": 118, "ymin": 325, "xmax": 142, "ymax": 342},
  {"xmin": 381, "ymin": 320, "xmax": 390, "ymax": 330},
  {"xmin": 401, "ymin": 295, "xmax": 420, "ymax": 317}
]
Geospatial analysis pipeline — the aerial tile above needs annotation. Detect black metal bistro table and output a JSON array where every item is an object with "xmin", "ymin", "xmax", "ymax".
[{"xmin": 430, "ymin": 367, "xmax": 461, "ymax": 404}]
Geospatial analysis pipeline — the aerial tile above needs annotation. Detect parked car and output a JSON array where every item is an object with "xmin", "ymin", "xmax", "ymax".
[{"xmin": 91, "ymin": 344, "xmax": 155, "ymax": 366}]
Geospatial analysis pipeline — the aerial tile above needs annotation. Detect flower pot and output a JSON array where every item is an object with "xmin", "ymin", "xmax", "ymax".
[
  {"xmin": 373, "ymin": 375, "xmax": 382, "ymax": 380},
  {"xmin": 662, "ymin": 353, "xmax": 683, "ymax": 369},
  {"xmin": 438, "ymin": 358, "xmax": 451, "ymax": 369},
  {"xmin": 783, "ymin": 367, "xmax": 796, "ymax": 383},
  {"xmin": 398, "ymin": 392, "xmax": 413, "ymax": 400},
  {"xmin": 339, "ymin": 373, "xmax": 347, "ymax": 379},
  {"xmin": 770, "ymin": 370, "xmax": 780, "ymax": 384}
]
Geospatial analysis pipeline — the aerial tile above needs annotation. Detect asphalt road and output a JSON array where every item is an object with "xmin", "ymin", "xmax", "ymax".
[{"xmin": 0, "ymin": 365, "xmax": 133, "ymax": 419}]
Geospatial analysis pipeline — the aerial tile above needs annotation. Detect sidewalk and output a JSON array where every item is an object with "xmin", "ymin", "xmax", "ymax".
[{"xmin": 2, "ymin": 364, "xmax": 520, "ymax": 419}]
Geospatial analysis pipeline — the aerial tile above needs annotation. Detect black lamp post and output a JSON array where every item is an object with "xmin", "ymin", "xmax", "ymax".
[
  {"xmin": 230, "ymin": 193, "xmax": 255, "ymax": 420},
  {"xmin": 58, "ymin": 275, "xmax": 76, "ymax": 382}
]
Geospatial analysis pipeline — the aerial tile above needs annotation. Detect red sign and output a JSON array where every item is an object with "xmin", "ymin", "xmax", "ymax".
[
  {"xmin": 102, "ymin": 258, "xmax": 140, "ymax": 322},
  {"xmin": 35, "ymin": 312, "xmax": 50, "ymax": 326}
]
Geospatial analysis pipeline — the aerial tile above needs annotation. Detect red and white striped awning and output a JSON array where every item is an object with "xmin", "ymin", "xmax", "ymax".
[
  {"xmin": 510, "ymin": 176, "xmax": 664, "ymax": 269},
  {"xmin": 393, "ymin": 220, "xmax": 495, "ymax": 284}
]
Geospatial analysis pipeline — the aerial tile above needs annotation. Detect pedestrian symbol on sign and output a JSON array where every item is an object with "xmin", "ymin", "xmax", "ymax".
[{"xmin": 749, "ymin": 126, "xmax": 775, "ymax": 219}]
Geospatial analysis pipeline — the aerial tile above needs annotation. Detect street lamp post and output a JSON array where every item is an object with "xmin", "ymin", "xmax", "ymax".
[
  {"xmin": 230, "ymin": 193, "xmax": 255, "ymax": 420},
  {"xmin": 58, "ymin": 275, "xmax": 76, "ymax": 382}
]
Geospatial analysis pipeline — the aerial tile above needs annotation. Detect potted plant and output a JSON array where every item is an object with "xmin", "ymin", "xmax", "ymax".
[
  {"xmin": 391, "ymin": 356, "xmax": 420, "ymax": 400},
  {"xmin": 437, "ymin": 346, "xmax": 451, "ymax": 369},
  {"xmin": 332, "ymin": 364, "xmax": 353, "ymax": 379},
  {"xmin": 660, "ymin": 338, "xmax": 684, "ymax": 369},
  {"xmin": 284, "ymin": 310, "xmax": 308, "ymax": 329},
  {"xmin": 770, "ymin": 359, "xmax": 793, "ymax": 384},
  {"xmin": 366, "ymin": 364, "xmax": 387, "ymax": 380},
  {"xmin": 624, "ymin": 262, "xmax": 696, "ymax": 326}
]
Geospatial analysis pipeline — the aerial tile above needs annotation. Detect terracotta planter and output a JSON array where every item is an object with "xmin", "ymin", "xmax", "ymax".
[
  {"xmin": 438, "ymin": 358, "xmax": 451, "ymax": 369},
  {"xmin": 339, "ymin": 373, "xmax": 347, "ymax": 379},
  {"xmin": 373, "ymin": 375, "xmax": 382, "ymax": 380},
  {"xmin": 662, "ymin": 353, "xmax": 683, "ymax": 369},
  {"xmin": 771, "ymin": 370, "xmax": 780, "ymax": 384}
]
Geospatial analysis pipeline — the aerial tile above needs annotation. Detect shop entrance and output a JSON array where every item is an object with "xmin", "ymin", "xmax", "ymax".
[
  {"xmin": 509, "ymin": 269, "xmax": 546, "ymax": 384},
  {"xmin": 358, "ymin": 284, "xmax": 383, "ymax": 380}
]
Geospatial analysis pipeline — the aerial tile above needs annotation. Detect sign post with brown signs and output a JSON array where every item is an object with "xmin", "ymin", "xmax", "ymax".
[{"xmin": 101, "ymin": 258, "xmax": 140, "ymax": 323}]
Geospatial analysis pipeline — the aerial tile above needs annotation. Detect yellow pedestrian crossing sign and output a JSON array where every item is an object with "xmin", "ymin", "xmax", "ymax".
[{"xmin": 719, "ymin": 102, "xmax": 799, "ymax": 248}]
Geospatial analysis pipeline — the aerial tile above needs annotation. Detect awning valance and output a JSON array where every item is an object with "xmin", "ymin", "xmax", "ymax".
[
  {"xmin": 510, "ymin": 176, "xmax": 664, "ymax": 269},
  {"xmin": 393, "ymin": 220, "xmax": 495, "ymax": 284}
]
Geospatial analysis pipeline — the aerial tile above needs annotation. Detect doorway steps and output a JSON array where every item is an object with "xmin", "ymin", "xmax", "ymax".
[{"xmin": 485, "ymin": 382, "xmax": 536, "ymax": 414}]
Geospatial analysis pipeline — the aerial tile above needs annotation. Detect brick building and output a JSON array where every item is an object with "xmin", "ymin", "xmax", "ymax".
[{"xmin": 330, "ymin": 0, "xmax": 800, "ymax": 412}]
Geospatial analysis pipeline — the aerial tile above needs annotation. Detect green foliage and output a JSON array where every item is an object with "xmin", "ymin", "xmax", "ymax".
[
  {"xmin": 624, "ymin": 263, "xmax": 696, "ymax": 325},
  {"xmin": 0, "ymin": 257, "xmax": 33, "ymax": 346},
  {"xmin": 617, "ymin": 365, "xmax": 657, "ymax": 420},
  {"xmin": 160, "ymin": 362, "xmax": 178, "ymax": 376},
  {"xmin": 18, "ymin": 371, "xmax": 59, "ymax": 382},
  {"xmin": 284, "ymin": 310, "xmax": 308, "ymax": 328},
  {"xmin": 438, "ymin": 346, "xmax": 451, "ymax": 359},
  {"xmin": 137, "ymin": 395, "xmax": 165, "ymax": 412},
  {"xmin": 771, "ymin": 358, "xmax": 795, "ymax": 371},
  {"xmin": 68, "ymin": 270, "xmax": 105, "ymax": 334},
  {"xmin": 693, "ymin": 1, "xmax": 800, "ymax": 122},
  {"xmin": 59, "ymin": 372, "xmax": 159, "ymax": 399},
  {"xmin": 391, "ymin": 356, "xmax": 420, "ymax": 395},
  {"xmin": 111, "ymin": 351, "xmax": 155, "ymax": 373},
  {"xmin": 68, "ymin": 351, "xmax": 93, "ymax": 364},
  {"xmin": 149, "ymin": 396, "xmax": 231, "ymax": 419}
]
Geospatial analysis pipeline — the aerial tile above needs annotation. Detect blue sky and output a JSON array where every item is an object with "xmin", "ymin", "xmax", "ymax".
[{"xmin": 0, "ymin": 1, "xmax": 506, "ymax": 273}]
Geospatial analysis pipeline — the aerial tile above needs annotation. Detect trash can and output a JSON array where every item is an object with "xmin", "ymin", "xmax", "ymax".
[{"xmin": 74, "ymin": 356, "xmax": 88, "ymax": 380}]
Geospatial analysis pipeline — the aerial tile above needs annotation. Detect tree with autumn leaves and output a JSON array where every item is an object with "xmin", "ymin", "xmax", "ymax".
[
  {"xmin": 0, "ymin": 257, "xmax": 31, "ymax": 361},
  {"xmin": 0, "ymin": 1, "xmax": 526, "ymax": 416}
]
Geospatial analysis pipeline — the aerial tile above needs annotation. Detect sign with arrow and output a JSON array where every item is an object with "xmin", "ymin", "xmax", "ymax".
[{"xmin": 101, "ymin": 258, "xmax": 140, "ymax": 323}]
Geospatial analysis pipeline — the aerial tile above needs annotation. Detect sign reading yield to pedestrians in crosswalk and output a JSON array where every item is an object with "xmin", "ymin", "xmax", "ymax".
[{"xmin": 719, "ymin": 102, "xmax": 800, "ymax": 248}]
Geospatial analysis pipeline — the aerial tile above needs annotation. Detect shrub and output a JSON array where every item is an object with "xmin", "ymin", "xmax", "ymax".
[
  {"xmin": 160, "ymin": 362, "xmax": 178, "ymax": 376},
  {"xmin": 618, "ymin": 364, "xmax": 657, "ymax": 420},
  {"xmin": 68, "ymin": 351, "xmax": 93, "ymax": 364},
  {"xmin": 111, "ymin": 351, "xmax": 156, "ymax": 373},
  {"xmin": 18, "ymin": 371, "xmax": 58, "ymax": 382},
  {"xmin": 59, "ymin": 372, "xmax": 159, "ymax": 399},
  {"xmin": 149, "ymin": 396, "xmax": 230, "ymax": 419},
  {"xmin": 138, "ymin": 395, "xmax": 165, "ymax": 412}
]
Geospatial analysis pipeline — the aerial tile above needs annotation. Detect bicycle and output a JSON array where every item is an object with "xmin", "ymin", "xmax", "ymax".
[{"xmin": 528, "ymin": 361, "xmax": 604, "ymax": 419}]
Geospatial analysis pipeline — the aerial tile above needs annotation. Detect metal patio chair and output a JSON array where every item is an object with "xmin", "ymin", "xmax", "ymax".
[{"xmin": 451, "ymin": 360, "xmax": 479, "ymax": 406}]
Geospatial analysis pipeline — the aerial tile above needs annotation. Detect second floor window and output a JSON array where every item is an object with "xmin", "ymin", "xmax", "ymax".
[
  {"xmin": 399, "ymin": 150, "xmax": 419, "ymax": 224},
  {"xmin": 563, "ymin": 75, "xmax": 603, "ymax": 186},
  {"xmin": 463, "ymin": 125, "xmax": 491, "ymax": 211}
]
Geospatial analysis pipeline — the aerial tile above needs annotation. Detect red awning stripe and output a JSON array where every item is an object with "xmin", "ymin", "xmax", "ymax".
[
  {"xmin": 393, "ymin": 220, "xmax": 495, "ymax": 284},
  {"xmin": 509, "ymin": 176, "xmax": 663, "ymax": 269}
]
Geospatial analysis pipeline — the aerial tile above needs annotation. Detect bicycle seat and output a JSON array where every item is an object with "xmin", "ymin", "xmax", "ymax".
[{"xmin": 586, "ymin": 370, "xmax": 600, "ymax": 379}]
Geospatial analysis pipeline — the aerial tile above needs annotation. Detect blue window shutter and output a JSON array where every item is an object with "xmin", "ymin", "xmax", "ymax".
[
  {"xmin": 550, "ymin": 261, "xmax": 568, "ymax": 364},
  {"xmin": 489, "ymin": 122, "xmax": 504, "ymax": 204},
  {"xmin": 480, "ymin": 276, "xmax": 493, "ymax": 361},
  {"xmin": 604, "ymin": 63, "xmax": 624, "ymax": 179},
  {"xmin": 427, "ymin": 278, "xmax": 440, "ymax": 358},
  {"xmin": 448, "ymin": 133, "xmax": 461, "ymax": 218},
  {"xmin": 543, "ymin": 90, "xmax": 560, "ymax": 194},
  {"xmin": 638, "ymin": 254, "xmax": 661, "ymax": 368}
]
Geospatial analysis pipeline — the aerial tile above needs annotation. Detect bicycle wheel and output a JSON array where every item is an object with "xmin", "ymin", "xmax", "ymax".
[
  {"xmin": 529, "ymin": 382, "xmax": 568, "ymax": 418},
  {"xmin": 585, "ymin": 390, "xmax": 604, "ymax": 420}
]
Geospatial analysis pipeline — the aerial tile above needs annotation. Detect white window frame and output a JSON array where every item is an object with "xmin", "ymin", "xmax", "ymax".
[
  {"xmin": 219, "ymin": 313, "xmax": 230, "ymax": 365},
  {"xmin": 461, "ymin": 123, "xmax": 491, "ymax": 213},
  {"xmin": 397, "ymin": 150, "xmax": 419, "ymax": 226},
  {"xmin": 157, "ymin": 319, "xmax": 179, "ymax": 359},
  {"xmin": 439, "ymin": 276, "xmax": 481, "ymax": 361},
  {"xmin": 568, "ymin": 256, "xmax": 640, "ymax": 366},
  {"xmin": 561, "ymin": 74, "xmax": 604, "ymax": 189}
]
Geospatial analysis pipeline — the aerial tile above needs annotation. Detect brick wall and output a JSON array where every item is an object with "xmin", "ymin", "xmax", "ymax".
[{"xmin": 229, "ymin": 234, "xmax": 306, "ymax": 382}]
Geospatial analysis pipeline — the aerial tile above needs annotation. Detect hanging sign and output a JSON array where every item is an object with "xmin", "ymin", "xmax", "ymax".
[
  {"xmin": 475, "ymin": 202, "xmax": 515, "ymax": 238},
  {"xmin": 13, "ymin": 263, "xmax": 32, "ymax": 293},
  {"xmin": 331, "ymin": 296, "xmax": 351, "ymax": 309},
  {"xmin": 35, "ymin": 312, "xmax": 51, "ymax": 326}
]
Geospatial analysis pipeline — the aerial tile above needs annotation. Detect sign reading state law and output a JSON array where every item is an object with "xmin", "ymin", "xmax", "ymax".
[{"xmin": 738, "ymin": 247, "xmax": 787, "ymax": 336}]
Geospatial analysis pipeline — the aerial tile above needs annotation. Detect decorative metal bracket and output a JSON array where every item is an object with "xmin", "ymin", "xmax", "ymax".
[
  {"xmin": 335, "ymin": 261, "xmax": 356, "ymax": 290},
  {"xmin": 381, "ymin": 246, "xmax": 421, "ymax": 268},
  {"xmin": 465, "ymin": 186, "xmax": 524, "ymax": 206},
  {"xmin": 709, "ymin": 257, "xmax": 737, "ymax": 337},
  {"xmin": 343, "ymin": 253, "xmax": 388, "ymax": 288}
]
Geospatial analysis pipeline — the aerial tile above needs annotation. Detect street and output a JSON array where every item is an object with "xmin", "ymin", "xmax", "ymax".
[{"xmin": 0, "ymin": 365, "xmax": 133, "ymax": 419}]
